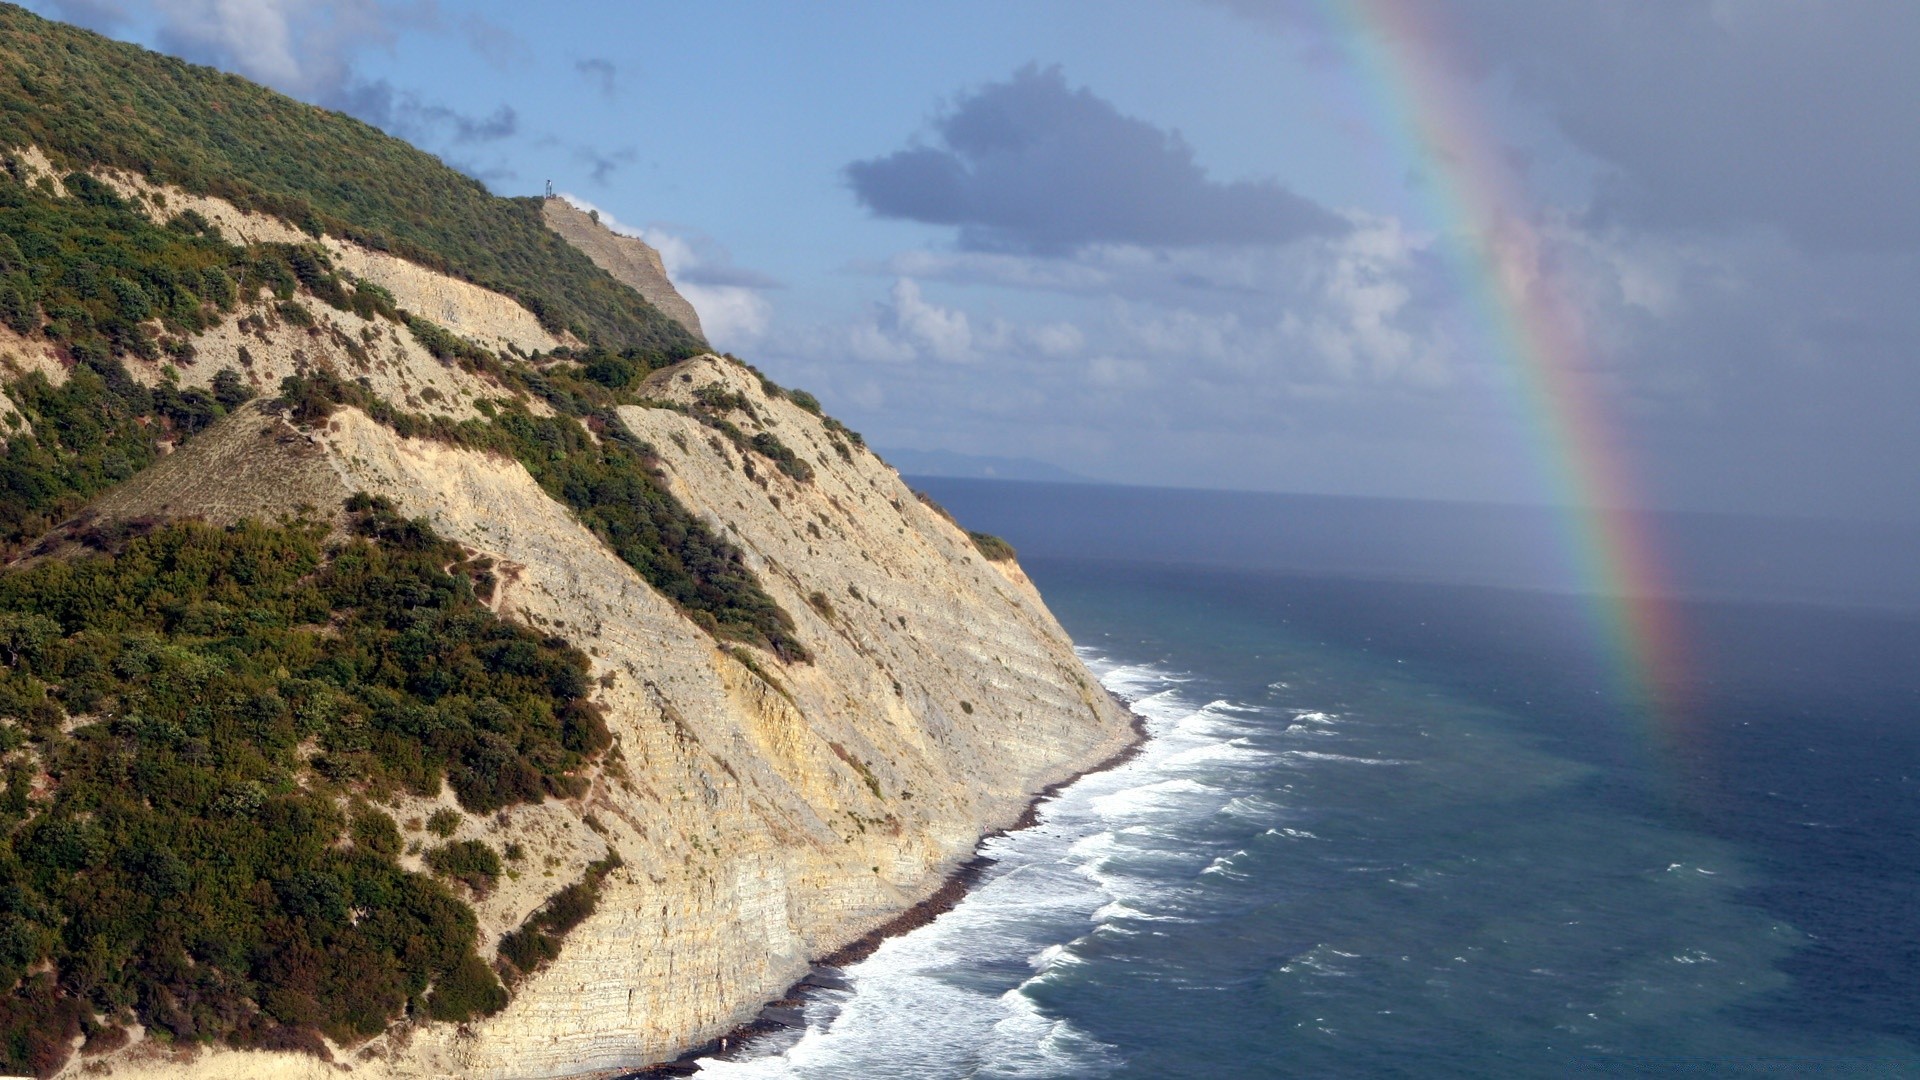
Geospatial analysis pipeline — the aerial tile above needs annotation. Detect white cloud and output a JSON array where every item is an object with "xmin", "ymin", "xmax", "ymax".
[
  {"xmin": 150, "ymin": 0, "xmax": 405, "ymax": 101},
  {"xmin": 885, "ymin": 280, "xmax": 974, "ymax": 362},
  {"xmin": 555, "ymin": 194, "xmax": 776, "ymax": 351}
]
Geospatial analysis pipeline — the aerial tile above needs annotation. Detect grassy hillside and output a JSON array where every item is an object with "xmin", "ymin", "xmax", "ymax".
[{"xmin": 0, "ymin": 2, "xmax": 699, "ymax": 353}]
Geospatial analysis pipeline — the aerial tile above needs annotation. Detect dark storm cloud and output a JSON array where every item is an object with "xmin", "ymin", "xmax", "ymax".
[
  {"xmin": 576, "ymin": 58, "xmax": 618, "ymax": 99},
  {"xmin": 1194, "ymin": 0, "xmax": 1920, "ymax": 520},
  {"xmin": 1212, "ymin": 0, "xmax": 1920, "ymax": 254},
  {"xmin": 846, "ymin": 65, "xmax": 1345, "ymax": 254}
]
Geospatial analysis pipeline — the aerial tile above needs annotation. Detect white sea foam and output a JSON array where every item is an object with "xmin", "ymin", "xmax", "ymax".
[
  {"xmin": 1282, "ymin": 749, "xmax": 1409, "ymax": 766},
  {"xmin": 701, "ymin": 652, "xmax": 1318, "ymax": 1078},
  {"xmin": 1201, "ymin": 851, "xmax": 1252, "ymax": 879},
  {"xmin": 1221, "ymin": 793, "xmax": 1285, "ymax": 821}
]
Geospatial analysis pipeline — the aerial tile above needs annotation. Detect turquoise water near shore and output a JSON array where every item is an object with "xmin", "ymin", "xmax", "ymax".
[{"xmin": 692, "ymin": 487, "xmax": 1920, "ymax": 1078}]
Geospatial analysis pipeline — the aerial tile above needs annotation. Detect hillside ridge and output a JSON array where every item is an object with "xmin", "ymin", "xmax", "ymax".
[
  {"xmin": 542, "ymin": 198, "xmax": 707, "ymax": 342},
  {"xmin": 0, "ymin": 7, "xmax": 1134, "ymax": 1076}
]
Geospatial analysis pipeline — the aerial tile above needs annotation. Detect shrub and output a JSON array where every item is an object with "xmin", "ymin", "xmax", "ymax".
[
  {"xmin": 496, "ymin": 854, "xmax": 621, "ymax": 984},
  {"xmin": 748, "ymin": 431, "xmax": 814, "ymax": 483},
  {"xmin": 968, "ymin": 531, "xmax": 1017, "ymax": 562},
  {"xmin": 426, "ymin": 808, "xmax": 462, "ymax": 838},
  {"xmin": 0, "ymin": 505, "xmax": 613, "ymax": 1070},
  {"xmin": 423, "ymin": 952, "xmax": 507, "ymax": 1022},
  {"xmin": 424, "ymin": 840, "xmax": 502, "ymax": 895}
]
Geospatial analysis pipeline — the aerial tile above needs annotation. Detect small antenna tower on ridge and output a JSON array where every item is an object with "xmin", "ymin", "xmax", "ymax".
[{"xmin": 544, "ymin": 179, "xmax": 554, "ymax": 200}]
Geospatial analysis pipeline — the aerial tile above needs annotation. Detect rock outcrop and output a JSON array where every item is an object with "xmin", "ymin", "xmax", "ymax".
[{"xmin": 542, "ymin": 198, "xmax": 707, "ymax": 342}]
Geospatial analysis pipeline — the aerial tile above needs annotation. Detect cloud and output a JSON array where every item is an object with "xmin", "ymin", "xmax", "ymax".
[
  {"xmin": 337, "ymin": 80, "xmax": 517, "ymax": 147},
  {"xmin": 1212, "ymin": 0, "xmax": 1920, "ymax": 255},
  {"xmin": 556, "ymin": 195, "xmax": 779, "ymax": 349},
  {"xmin": 846, "ymin": 64, "xmax": 1345, "ymax": 254},
  {"xmin": 883, "ymin": 280, "xmax": 974, "ymax": 362},
  {"xmin": 146, "ymin": 0, "xmax": 405, "ymax": 102},
  {"xmin": 572, "ymin": 146, "xmax": 637, "ymax": 185},
  {"xmin": 576, "ymin": 58, "xmax": 618, "ymax": 99}
]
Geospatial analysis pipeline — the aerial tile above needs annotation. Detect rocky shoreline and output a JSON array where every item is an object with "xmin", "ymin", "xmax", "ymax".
[{"xmin": 628, "ymin": 695, "xmax": 1152, "ymax": 1077}]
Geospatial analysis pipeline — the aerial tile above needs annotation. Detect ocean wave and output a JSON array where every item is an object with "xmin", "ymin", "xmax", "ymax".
[
  {"xmin": 1160, "ymin": 739, "xmax": 1264, "ymax": 771},
  {"xmin": 1086, "ymin": 777, "xmax": 1215, "ymax": 819},
  {"xmin": 1267, "ymin": 826, "xmax": 1322, "ymax": 841},
  {"xmin": 1283, "ymin": 749, "xmax": 1410, "ymax": 766},
  {"xmin": 1221, "ymin": 793, "xmax": 1286, "ymax": 821},
  {"xmin": 705, "ymin": 654, "xmax": 1215, "ymax": 1077},
  {"xmin": 1200, "ymin": 850, "xmax": 1252, "ymax": 880}
]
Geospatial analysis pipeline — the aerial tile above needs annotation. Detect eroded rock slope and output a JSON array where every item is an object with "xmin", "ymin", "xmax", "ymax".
[{"xmin": 542, "ymin": 198, "xmax": 707, "ymax": 342}]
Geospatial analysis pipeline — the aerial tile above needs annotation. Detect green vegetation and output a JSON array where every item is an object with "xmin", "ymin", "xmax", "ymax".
[
  {"xmin": 0, "ymin": 4, "xmax": 698, "ymax": 353},
  {"xmin": 0, "ymin": 153, "xmax": 406, "ymax": 556},
  {"xmin": 749, "ymin": 431, "xmax": 814, "ymax": 483},
  {"xmin": 275, "ymin": 368, "xmax": 809, "ymax": 661},
  {"xmin": 426, "ymin": 807, "xmax": 462, "ymax": 839},
  {"xmin": 0, "ymin": 498, "xmax": 614, "ymax": 1072},
  {"xmin": 495, "ymin": 852, "xmax": 622, "ymax": 985},
  {"xmin": 0, "ymin": 166, "xmax": 232, "ymax": 358},
  {"xmin": 968, "ymin": 530, "xmax": 1018, "ymax": 562},
  {"xmin": 914, "ymin": 490, "xmax": 957, "ymax": 524},
  {"xmin": 423, "ymin": 840, "xmax": 502, "ymax": 895}
]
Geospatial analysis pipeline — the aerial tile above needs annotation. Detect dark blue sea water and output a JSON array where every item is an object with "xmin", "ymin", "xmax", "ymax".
[{"xmin": 699, "ymin": 482, "xmax": 1920, "ymax": 1078}]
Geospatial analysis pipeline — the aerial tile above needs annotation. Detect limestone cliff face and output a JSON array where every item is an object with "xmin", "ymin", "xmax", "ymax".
[
  {"xmin": 65, "ymin": 359, "xmax": 1133, "ymax": 1079},
  {"xmin": 0, "ymin": 159, "xmax": 1128, "ymax": 1076},
  {"xmin": 542, "ymin": 198, "xmax": 707, "ymax": 342},
  {"xmin": 5, "ymin": 171, "xmax": 1134, "ymax": 1075}
]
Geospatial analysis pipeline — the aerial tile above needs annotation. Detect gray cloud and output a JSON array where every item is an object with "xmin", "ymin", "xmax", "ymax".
[
  {"xmin": 574, "ymin": 146, "xmax": 637, "ymax": 185},
  {"xmin": 846, "ymin": 65, "xmax": 1345, "ymax": 254},
  {"xmin": 576, "ymin": 57, "xmax": 618, "ymax": 99},
  {"xmin": 333, "ymin": 80, "xmax": 517, "ymax": 153},
  {"xmin": 1213, "ymin": 0, "xmax": 1920, "ymax": 255}
]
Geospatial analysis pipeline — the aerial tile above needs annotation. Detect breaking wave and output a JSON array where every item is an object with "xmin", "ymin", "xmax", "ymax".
[{"xmin": 693, "ymin": 649, "xmax": 1334, "ymax": 1078}]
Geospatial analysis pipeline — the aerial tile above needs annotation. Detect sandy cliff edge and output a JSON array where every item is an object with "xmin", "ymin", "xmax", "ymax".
[{"xmin": 542, "ymin": 199, "xmax": 707, "ymax": 342}]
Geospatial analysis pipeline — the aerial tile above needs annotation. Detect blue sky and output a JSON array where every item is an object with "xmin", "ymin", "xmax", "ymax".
[{"xmin": 24, "ymin": 1, "xmax": 1919, "ymax": 521}]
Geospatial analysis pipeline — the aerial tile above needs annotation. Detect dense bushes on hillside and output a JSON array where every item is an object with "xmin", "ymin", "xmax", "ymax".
[
  {"xmin": 0, "ymin": 499, "xmax": 612, "ymax": 1073},
  {"xmin": 968, "ymin": 530, "xmax": 1018, "ymax": 562},
  {"xmin": 276, "ymin": 360, "xmax": 810, "ymax": 662},
  {"xmin": 0, "ymin": 357, "xmax": 256, "ymax": 555},
  {"xmin": 0, "ymin": 3, "xmax": 698, "ymax": 353}
]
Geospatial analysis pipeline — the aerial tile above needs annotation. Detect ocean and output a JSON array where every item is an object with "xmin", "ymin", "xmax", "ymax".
[{"xmin": 693, "ymin": 481, "xmax": 1920, "ymax": 1078}]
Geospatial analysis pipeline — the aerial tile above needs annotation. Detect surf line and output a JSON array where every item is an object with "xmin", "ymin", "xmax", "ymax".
[{"xmin": 1314, "ymin": 0, "xmax": 1692, "ymax": 744}]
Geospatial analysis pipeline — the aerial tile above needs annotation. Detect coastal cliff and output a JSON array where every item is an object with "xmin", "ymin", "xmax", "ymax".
[
  {"xmin": 541, "ymin": 199, "xmax": 708, "ymax": 343},
  {"xmin": 70, "ymin": 353, "xmax": 1134, "ymax": 1079},
  {"xmin": 0, "ymin": 8, "xmax": 1134, "ymax": 1074}
]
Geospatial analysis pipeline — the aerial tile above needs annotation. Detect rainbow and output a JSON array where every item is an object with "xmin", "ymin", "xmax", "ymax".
[{"xmin": 1315, "ymin": 1, "xmax": 1689, "ymax": 732}]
